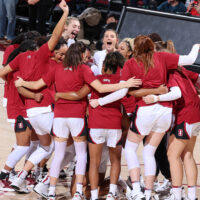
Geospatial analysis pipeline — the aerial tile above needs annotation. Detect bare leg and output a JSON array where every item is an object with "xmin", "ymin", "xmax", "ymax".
[
  {"xmin": 88, "ymin": 143, "xmax": 104, "ymax": 190},
  {"xmin": 181, "ymin": 136, "xmax": 197, "ymax": 186},
  {"xmin": 167, "ymin": 135, "xmax": 187, "ymax": 187},
  {"xmin": 109, "ymin": 145, "xmax": 122, "ymax": 185}
]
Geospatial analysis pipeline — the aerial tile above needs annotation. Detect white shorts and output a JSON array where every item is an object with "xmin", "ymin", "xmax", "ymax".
[
  {"xmin": 186, "ymin": 122, "xmax": 200, "ymax": 137},
  {"xmin": 52, "ymin": 118, "xmax": 86, "ymax": 139},
  {"xmin": 29, "ymin": 112, "xmax": 54, "ymax": 135},
  {"xmin": 3, "ymin": 97, "xmax": 7, "ymax": 107},
  {"xmin": 89, "ymin": 128, "xmax": 122, "ymax": 148},
  {"xmin": 130, "ymin": 104, "xmax": 172, "ymax": 135},
  {"xmin": 172, "ymin": 121, "xmax": 200, "ymax": 139}
]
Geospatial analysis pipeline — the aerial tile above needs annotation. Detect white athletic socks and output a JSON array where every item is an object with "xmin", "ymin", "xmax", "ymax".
[
  {"xmin": 188, "ymin": 186, "xmax": 196, "ymax": 200},
  {"xmin": 49, "ymin": 185, "xmax": 56, "ymax": 196},
  {"xmin": 18, "ymin": 170, "xmax": 28, "ymax": 179},
  {"xmin": 144, "ymin": 189, "xmax": 152, "ymax": 200},
  {"xmin": 6, "ymin": 146, "xmax": 29, "ymax": 169},
  {"xmin": 172, "ymin": 186, "xmax": 182, "ymax": 200},
  {"xmin": 109, "ymin": 184, "xmax": 117, "ymax": 195},
  {"xmin": 76, "ymin": 183, "xmax": 83, "ymax": 194},
  {"xmin": 91, "ymin": 189, "xmax": 98, "ymax": 200},
  {"xmin": 132, "ymin": 181, "xmax": 141, "ymax": 193}
]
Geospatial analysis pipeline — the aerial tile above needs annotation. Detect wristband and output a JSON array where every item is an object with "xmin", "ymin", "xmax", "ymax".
[
  {"xmin": 98, "ymin": 98, "xmax": 104, "ymax": 106},
  {"xmin": 153, "ymin": 95, "xmax": 159, "ymax": 103}
]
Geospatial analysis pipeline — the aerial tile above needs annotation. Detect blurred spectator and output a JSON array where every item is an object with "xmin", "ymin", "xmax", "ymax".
[
  {"xmin": 28, "ymin": 0, "xmax": 53, "ymax": 35},
  {"xmin": 106, "ymin": 14, "xmax": 117, "ymax": 24},
  {"xmin": 0, "ymin": 0, "xmax": 19, "ymax": 43},
  {"xmin": 147, "ymin": 33, "xmax": 162, "ymax": 42},
  {"xmin": 77, "ymin": 7, "xmax": 102, "ymax": 45},
  {"xmin": 157, "ymin": 0, "xmax": 187, "ymax": 13},
  {"xmin": 130, "ymin": 0, "xmax": 149, "ymax": 8},
  {"xmin": 187, "ymin": 0, "xmax": 200, "ymax": 16}
]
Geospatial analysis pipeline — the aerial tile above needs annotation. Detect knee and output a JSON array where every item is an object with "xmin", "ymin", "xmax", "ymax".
[
  {"xmin": 109, "ymin": 153, "xmax": 121, "ymax": 165},
  {"xmin": 124, "ymin": 140, "xmax": 138, "ymax": 156},
  {"xmin": 181, "ymin": 152, "xmax": 193, "ymax": 162},
  {"xmin": 42, "ymin": 140, "xmax": 55, "ymax": 155},
  {"xmin": 167, "ymin": 150, "xmax": 179, "ymax": 163},
  {"xmin": 90, "ymin": 158, "xmax": 101, "ymax": 169},
  {"xmin": 143, "ymin": 144, "xmax": 156, "ymax": 165}
]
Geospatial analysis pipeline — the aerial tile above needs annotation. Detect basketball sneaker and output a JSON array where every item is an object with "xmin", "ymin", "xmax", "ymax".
[
  {"xmin": 9, "ymin": 169, "xmax": 17, "ymax": 183},
  {"xmin": 34, "ymin": 175, "xmax": 49, "ymax": 198},
  {"xmin": 72, "ymin": 192, "xmax": 86, "ymax": 200},
  {"xmin": 34, "ymin": 181, "xmax": 49, "ymax": 198},
  {"xmin": 106, "ymin": 192, "xmax": 117, "ymax": 200},
  {"xmin": 47, "ymin": 194, "xmax": 56, "ymax": 200},
  {"xmin": 130, "ymin": 190, "xmax": 146, "ymax": 200},
  {"xmin": 155, "ymin": 178, "xmax": 171, "ymax": 193},
  {"xmin": 0, "ymin": 172, "xmax": 14, "ymax": 192},
  {"xmin": 11, "ymin": 176, "xmax": 30, "ymax": 193}
]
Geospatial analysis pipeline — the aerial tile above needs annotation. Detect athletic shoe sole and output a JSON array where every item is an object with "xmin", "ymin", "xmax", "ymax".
[{"xmin": 33, "ymin": 186, "xmax": 48, "ymax": 199}]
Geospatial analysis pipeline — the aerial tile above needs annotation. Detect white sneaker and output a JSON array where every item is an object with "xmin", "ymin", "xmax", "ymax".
[
  {"xmin": 106, "ymin": 192, "xmax": 117, "ymax": 200},
  {"xmin": 34, "ymin": 181, "xmax": 49, "ymax": 198},
  {"xmin": 153, "ymin": 181, "xmax": 160, "ymax": 192},
  {"xmin": 11, "ymin": 176, "xmax": 30, "ymax": 194},
  {"xmin": 164, "ymin": 189, "xmax": 180, "ymax": 200},
  {"xmin": 72, "ymin": 192, "xmax": 86, "ymax": 200},
  {"xmin": 36, "ymin": 171, "xmax": 48, "ymax": 183},
  {"xmin": 9, "ymin": 170, "xmax": 17, "ymax": 183},
  {"xmin": 165, "ymin": 193, "xmax": 177, "ymax": 200},
  {"xmin": 127, "ymin": 190, "xmax": 146, "ymax": 200},
  {"xmin": 155, "ymin": 178, "xmax": 171, "ymax": 192},
  {"xmin": 181, "ymin": 186, "xmax": 186, "ymax": 200},
  {"xmin": 47, "ymin": 194, "xmax": 56, "ymax": 200}
]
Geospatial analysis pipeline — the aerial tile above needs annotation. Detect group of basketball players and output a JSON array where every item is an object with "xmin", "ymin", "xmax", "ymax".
[{"xmin": 0, "ymin": 0, "xmax": 200, "ymax": 200}]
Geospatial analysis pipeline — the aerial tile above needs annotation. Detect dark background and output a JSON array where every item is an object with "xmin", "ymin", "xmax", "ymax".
[{"xmin": 117, "ymin": 7, "xmax": 200, "ymax": 67}]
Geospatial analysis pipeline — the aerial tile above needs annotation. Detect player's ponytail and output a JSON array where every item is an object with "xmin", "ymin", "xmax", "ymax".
[{"xmin": 133, "ymin": 35, "xmax": 154, "ymax": 74}]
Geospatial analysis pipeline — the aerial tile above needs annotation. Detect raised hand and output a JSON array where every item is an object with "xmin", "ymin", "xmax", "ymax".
[{"xmin": 59, "ymin": 0, "xmax": 69, "ymax": 14}]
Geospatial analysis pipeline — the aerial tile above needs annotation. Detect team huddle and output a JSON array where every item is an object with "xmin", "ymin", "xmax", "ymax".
[{"xmin": 0, "ymin": 0, "xmax": 200, "ymax": 200}]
